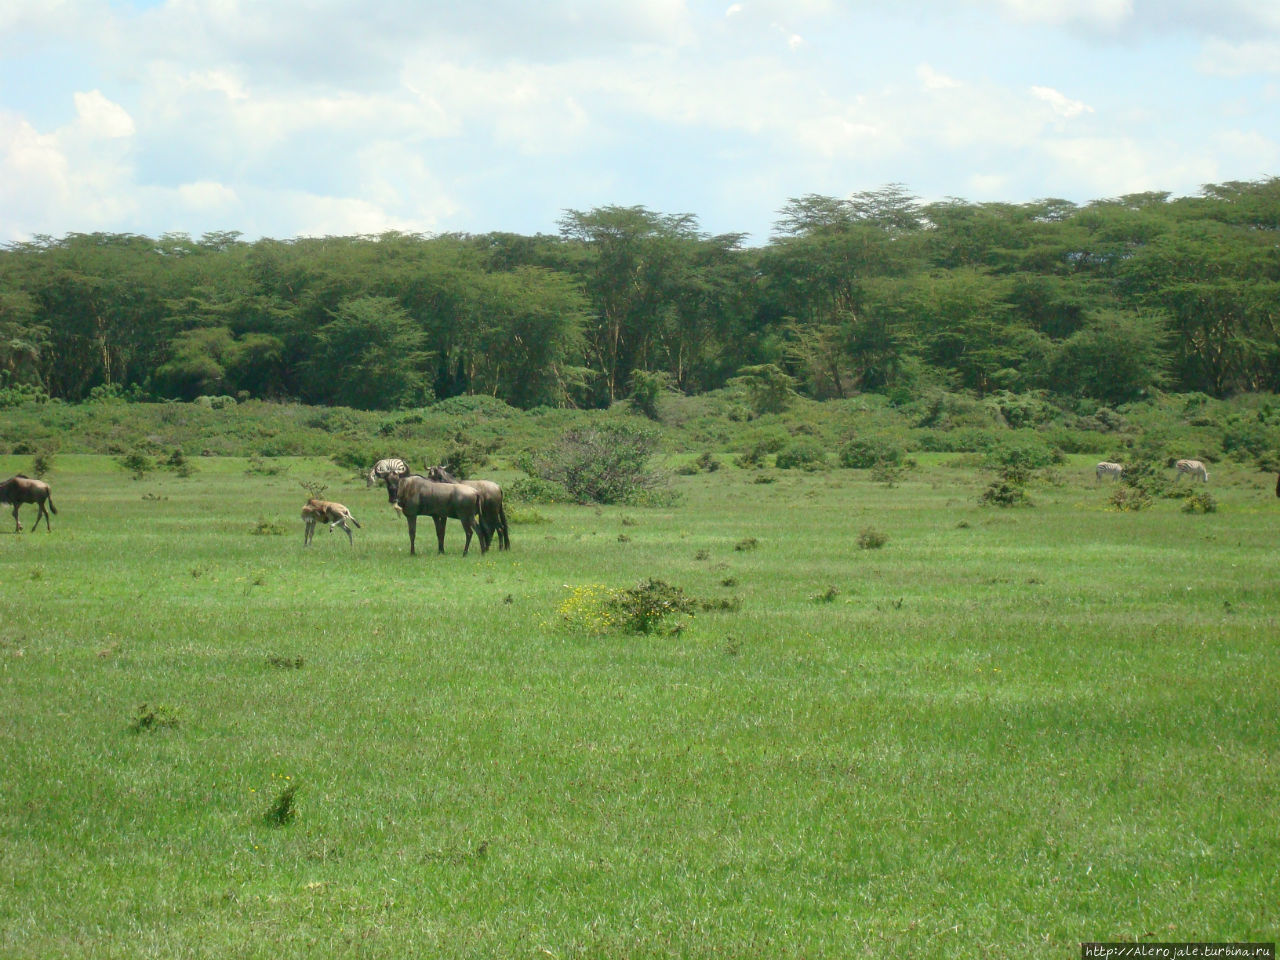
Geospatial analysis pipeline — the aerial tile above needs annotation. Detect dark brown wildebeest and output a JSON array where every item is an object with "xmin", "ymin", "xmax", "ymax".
[
  {"xmin": 0, "ymin": 475, "xmax": 57, "ymax": 533},
  {"xmin": 426, "ymin": 464, "xmax": 509, "ymax": 551},
  {"xmin": 301, "ymin": 498, "xmax": 361, "ymax": 546},
  {"xmin": 385, "ymin": 473, "xmax": 485, "ymax": 556}
]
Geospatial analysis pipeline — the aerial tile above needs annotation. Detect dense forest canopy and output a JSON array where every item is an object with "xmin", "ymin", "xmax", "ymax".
[{"xmin": 1, "ymin": 178, "xmax": 1277, "ymax": 411}]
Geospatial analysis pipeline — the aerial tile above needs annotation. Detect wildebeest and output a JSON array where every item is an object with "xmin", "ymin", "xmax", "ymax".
[
  {"xmin": 426, "ymin": 464, "xmax": 509, "ymax": 551},
  {"xmin": 385, "ymin": 473, "xmax": 485, "ymax": 556},
  {"xmin": 367, "ymin": 457, "xmax": 409, "ymax": 489},
  {"xmin": 301, "ymin": 498, "xmax": 361, "ymax": 546},
  {"xmin": 1175, "ymin": 459, "xmax": 1209, "ymax": 483},
  {"xmin": 1095, "ymin": 461, "xmax": 1124, "ymax": 483},
  {"xmin": 0, "ymin": 475, "xmax": 57, "ymax": 533}
]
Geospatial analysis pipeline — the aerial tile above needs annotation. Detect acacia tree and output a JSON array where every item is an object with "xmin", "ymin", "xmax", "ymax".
[
  {"xmin": 303, "ymin": 296, "xmax": 433, "ymax": 409},
  {"xmin": 558, "ymin": 205, "xmax": 723, "ymax": 405}
]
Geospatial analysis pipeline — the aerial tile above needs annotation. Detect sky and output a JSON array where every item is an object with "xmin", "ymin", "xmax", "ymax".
[{"xmin": 1, "ymin": 0, "xmax": 1278, "ymax": 247}]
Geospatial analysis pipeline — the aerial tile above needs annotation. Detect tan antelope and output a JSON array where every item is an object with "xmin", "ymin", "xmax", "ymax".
[
  {"xmin": 1, "ymin": 475, "xmax": 57, "ymax": 532},
  {"xmin": 301, "ymin": 498, "xmax": 361, "ymax": 546}
]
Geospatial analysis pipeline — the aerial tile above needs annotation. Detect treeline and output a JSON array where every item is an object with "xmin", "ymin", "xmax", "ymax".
[{"xmin": 1, "ymin": 179, "xmax": 1278, "ymax": 410}]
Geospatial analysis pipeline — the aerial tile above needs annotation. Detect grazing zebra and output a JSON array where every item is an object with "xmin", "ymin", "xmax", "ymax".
[
  {"xmin": 367, "ymin": 458, "xmax": 409, "ymax": 488},
  {"xmin": 1175, "ymin": 459, "xmax": 1209, "ymax": 483},
  {"xmin": 1095, "ymin": 461, "xmax": 1124, "ymax": 483},
  {"xmin": 302, "ymin": 498, "xmax": 361, "ymax": 546},
  {"xmin": 0, "ymin": 474, "xmax": 57, "ymax": 533}
]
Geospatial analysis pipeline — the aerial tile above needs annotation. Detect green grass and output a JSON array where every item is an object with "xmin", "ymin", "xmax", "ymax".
[{"xmin": 2, "ymin": 455, "xmax": 1278, "ymax": 958}]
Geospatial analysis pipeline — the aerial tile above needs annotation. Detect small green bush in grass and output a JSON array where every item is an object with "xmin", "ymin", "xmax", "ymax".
[
  {"xmin": 263, "ymin": 782, "xmax": 298, "ymax": 827},
  {"xmin": 116, "ymin": 451, "xmax": 153, "ymax": 480},
  {"xmin": 131, "ymin": 703, "xmax": 180, "ymax": 733},
  {"xmin": 775, "ymin": 440, "xmax": 828, "ymax": 471},
  {"xmin": 857, "ymin": 528, "xmax": 888, "ymax": 549},
  {"xmin": 509, "ymin": 477, "xmax": 572, "ymax": 504},
  {"xmin": 1109, "ymin": 487, "xmax": 1152, "ymax": 512},
  {"xmin": 1182, "ymin": 491, "xmax": 1218, "ymax": 514},
  {"xmin": 839, "ymin": 436, "xmax": 906, "ymax": 469}
]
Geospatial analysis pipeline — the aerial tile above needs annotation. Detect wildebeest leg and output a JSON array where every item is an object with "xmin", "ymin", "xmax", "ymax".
[
  {"xmin": 10, "ymin": 503, "xmax": 20, "ymax": 533},
  {"xmin": 434, "ymin": 516, "xmax": 447, "ymax": 553},
  {"xmin": 336, "ymin": 518, "xmax": 353, "ymax": 546},
  {"xmin": 407, "ymin": 514, "xmax": 418, "ymax": 554},
  {"xmin": 35, "ymin": 500, "xmax": 50, "ymax": 532},
  {"xmin": 304, "ymin": 517, "xmax": 315, "ymax": 546}
]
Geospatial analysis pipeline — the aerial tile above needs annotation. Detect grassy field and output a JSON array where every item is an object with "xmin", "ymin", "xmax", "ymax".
[{"xmin": 2, "ymin": 453, "xmax": 1277, "ymax": 958}]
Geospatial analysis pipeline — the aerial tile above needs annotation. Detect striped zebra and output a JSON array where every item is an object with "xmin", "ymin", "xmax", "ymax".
[
  {"xmin": 1095, "ymin": 461, "xmax": 1124, "ymax": 483},
  {"xmin": 367, "ymin": 457, "xmax": 409, "ymax": 488},
  {"xmin": 1175, "ymin": 459, "xmax": 1209, "ymax": 483}
]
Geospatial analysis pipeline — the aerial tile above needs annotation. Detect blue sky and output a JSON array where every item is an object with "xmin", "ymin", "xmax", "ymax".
[{"xmin": 1, "ymin": 0, "xmax": 1277, "ymax": 246}]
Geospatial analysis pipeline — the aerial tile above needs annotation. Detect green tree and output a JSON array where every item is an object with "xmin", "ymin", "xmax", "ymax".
[{"xmin": 304, "ymin": 296, "xmax": 433, "ymax": 409}]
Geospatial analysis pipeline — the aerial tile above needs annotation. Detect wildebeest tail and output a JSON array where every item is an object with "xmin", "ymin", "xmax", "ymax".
[
  {"xmin": 349, "ymin": 514, "xmax": 361, "ymax": 528},
  {"xmin": 47, "ymin": 495, "xmax": 57, "ymax": 514}
]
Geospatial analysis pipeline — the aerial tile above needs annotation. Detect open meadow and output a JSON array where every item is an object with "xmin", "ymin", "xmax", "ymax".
[{"xmin": 2, "ymin": 452, "xmax": 1278, "ymax": 958}]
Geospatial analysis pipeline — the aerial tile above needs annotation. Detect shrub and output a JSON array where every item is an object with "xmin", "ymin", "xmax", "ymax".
[
  {"xmin": 607, "ymin": 578, "xmax": 699, "ymax": 635},
  {"xmin": 857, "ymin": 528, "xmax": 888, "ymax": 549},
  {"xmin": 508, "ymin": 477, "xmax": 572, "ymax": 504},
  {"xmin": 1108, "ymin": 487, "xmax": 1152, "ymax": 512},
  {"xmin": 774, "ymin": 440, "xmax": 828, "ymax": 471},
  {"xmin": 1182, "ymin": 492, "xmax": 1218, "ymax": 514},
  {"xmin": 194, "ymin": 394, "xmax": 237, "ymax": 409},
  {"xmin": 31, "ymin": 451, "xmax": 54, "ymax": 478},
  {"xmin": 117, "ymin": 451, "xmax": 153, "ymax": 480},
  {"xmin": 0, "ymin": 382, "xmax": 50, "ymax": 408},
  {"xmin": 839, "ymin": 436, "xmax": 905, "ymax": 469},
  {"xmin": 526, "ymin": 422, "xmax": 670, "ymax": 505},
  {"xmin": 251, "ymin": 516, "xmax": 287, "ymax": 536},
  {"xmin": 980, "ymin": 478, "xmax": 1032, "ymax": 508},
  {"xmin": 131, "ymin": 703, "xmax": 180, "ymax": 733},
  {"xmin": 1120, "ymin": 458, "xmax": 1178, "ymax": 499},
  {"xmin": 433, "ymin": 431, "xmax": 491, "ymax": 479},
  {"xmin": 264, "ymin": 782, "xmax": 298, "ymax": 827}
]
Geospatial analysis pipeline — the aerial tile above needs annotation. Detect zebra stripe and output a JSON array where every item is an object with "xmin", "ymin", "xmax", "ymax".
[
  {"xmin": 367, "ymin": 458, "xmax": 409, "ymax": 487},
  {"xmin": 1095, "ymin": 461, "xmax": 1123, "ymax": 481},
  {"xmin": 1175, "ymin": 459, "xmax": 1209, "ymax": 483}
]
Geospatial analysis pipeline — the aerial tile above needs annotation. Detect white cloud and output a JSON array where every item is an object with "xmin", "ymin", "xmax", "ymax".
[
  {"xmin": 73, "ymin": 90, "xmax": 135, "ymax": 138},
  {"xmin": 918, "ymin": 65, "xmax": 961, "ymax": 91},
  {"xmin": 1030, "ymin": 86, "xmax": 1094, "ymax": 118}
]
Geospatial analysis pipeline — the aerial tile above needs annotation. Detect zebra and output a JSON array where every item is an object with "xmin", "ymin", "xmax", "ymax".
[
  {"xmin": 1175, "ymin": 459, "xmax": 1209, "ymax": 483},
  {"xmin": 1095, "ymin": 461, "xmax": 1124, "ymax": 483},
  {"xmin": 366, "ymin": 458, "xmax": 409, "ymax": 488}
]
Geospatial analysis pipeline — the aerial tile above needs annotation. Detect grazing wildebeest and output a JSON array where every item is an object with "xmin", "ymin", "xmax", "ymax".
[
  {"xmin": 301, "ymin": 498, "xmax": 361, "ymax": 546},
  {"xmin": 1175, "ymin": 459, "xmax": 1209, "ymax": 483},
  {"xmin": 367, "ymin": 457, "xmax": 409, "ymax": 489},
  {"xmin": 426, "ymin": 464, "xmax": 509, "ymax": 551},
  {"xmin": 0, "ymin": 475, "xmax": 56, "ymax": 533},
  {"xmin": 1095, "ymin": 461, "xmax": 1124, "ymax": 483},
  {"xmin": 385, "ymin": 473, "xmax": 485, "ymax": 556}
]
